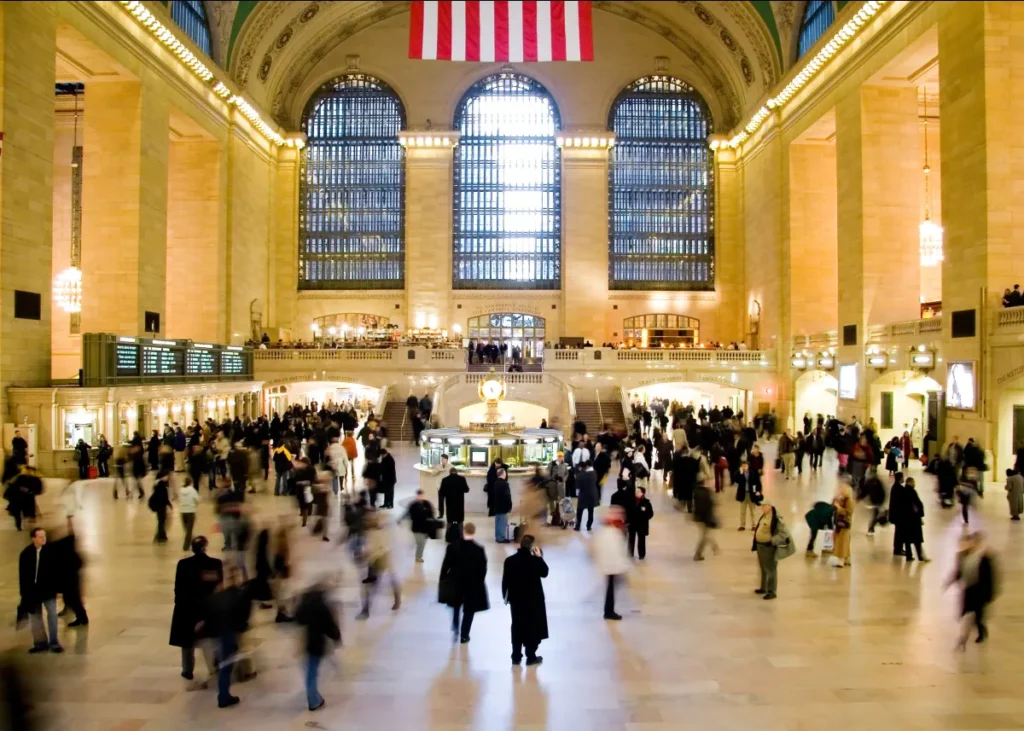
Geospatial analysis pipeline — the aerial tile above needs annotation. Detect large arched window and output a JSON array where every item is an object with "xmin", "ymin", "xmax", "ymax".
[
  {"xmin": 608, "ymin": 76, "xmax": 713, "ymax": 291},
  {"xmin": 797, "ymin": 1, "xmax": 836, "ymax": 58},
  {"xmin": 170, "ymin": 0, "xmax": 212, "ymax": 58},
  {"xmin": 299, "ymin": 75, "xmax": 406, "ymax": 290},
  {"xmin": 453, "ymin": 73, "xmax": 561, "ymax": 290}
]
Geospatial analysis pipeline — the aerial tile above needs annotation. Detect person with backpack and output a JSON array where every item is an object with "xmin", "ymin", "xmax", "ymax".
[{"xmin": 751, "ymin": 501, "xmax": 795, "ymax": 600}]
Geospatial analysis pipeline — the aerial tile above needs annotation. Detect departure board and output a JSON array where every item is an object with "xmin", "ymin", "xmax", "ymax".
[
  {"xmin": 220, "ymin": 350, "xmax": 245, "ymax": 375},
  {"xmin": 82, "ymin": 334, "xmax": 252, "ymax": 386},
  {"xmin": 142, "ymin": 346, "xmax": 184, "ymax": 376},
  {"xmin": 186, "ymin": 349, "xmax": 217, "ymax": 375},
  {"xmin": 116, "ymin": 344, "xmax": 140, "ymax": 376}
]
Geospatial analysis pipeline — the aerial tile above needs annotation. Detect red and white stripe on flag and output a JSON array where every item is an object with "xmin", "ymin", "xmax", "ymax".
[{"xmin": 410, "ymin": 1, "xmax": 593, "ymax": 62}]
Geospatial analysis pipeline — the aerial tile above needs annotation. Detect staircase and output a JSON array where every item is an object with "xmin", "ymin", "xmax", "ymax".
[
  {"xmin": 573, "ymin": 402, "xmax": 603, "ymax": 435},
  {"xmin": 380, "ymin": 401, "xmax": 413, "ymax": 443},
  {"xmin": 602, "ymin": 399, "xmax": 628, "ymax": 431}
]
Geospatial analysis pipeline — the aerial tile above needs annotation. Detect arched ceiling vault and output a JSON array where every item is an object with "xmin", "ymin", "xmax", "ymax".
[{"xmin": 210, "ymin": 1, "xmax": 786, "ymax": 131}]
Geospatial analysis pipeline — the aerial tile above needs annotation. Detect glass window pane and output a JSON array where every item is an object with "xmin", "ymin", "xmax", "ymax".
[
  {"xmin": 453, "ymin": 73, "xmax": 561, "ymax": 290},
  {"xmin": 608, "ymin": 77, "xmax": 714, "ymax": 292},
  {"xmin": 299, "ymin": 75, "xmax": 405, "ymax": 290}
]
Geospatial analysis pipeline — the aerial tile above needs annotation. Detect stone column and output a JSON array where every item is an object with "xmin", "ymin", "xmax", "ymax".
[
  {"xmin": 166, "ymin": 140, "xmax": 225, "ymax": 342},
  {"xmin": 714, "ymin": 144, "xmax": 744, "ymax": 342},
  {"xmin": 402, "ymin": 133, "xmax": 456, "ymax": 331},
  {"xmin": 271, "ymin": 144, "xmax": 300, "ymax": 334},
  {"xmin": 561, "ymin": 139, "xmax": 611, "ymax": 342},
  {"xmin": 81, "ymin": 80, "xmax": 169, "ymax": 336},
  {"xmin": 938, "ymin": 1, "xmax": 1024, "ymax": 449},
  {"xmin": 0, "ymin": 1, "xmax": 57, "ymax": 417},
  {"xmin": 835, "ymin": 84, "xmax": 920, "ymax": 420}
]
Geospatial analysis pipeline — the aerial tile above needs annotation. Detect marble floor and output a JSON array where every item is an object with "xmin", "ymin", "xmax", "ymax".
[{"xmin": 2, "ymin": 441, "xmax": 1023, "ymax": 731}]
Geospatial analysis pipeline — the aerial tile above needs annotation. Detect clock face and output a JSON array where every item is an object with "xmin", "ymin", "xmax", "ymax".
[{"xmin": 482, "ymin": 379, "xmax": 503, "ymax": 400}]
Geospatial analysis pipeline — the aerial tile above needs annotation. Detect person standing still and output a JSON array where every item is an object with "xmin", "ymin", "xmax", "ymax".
[
  {"xmin": 501, "ymin": 535, "xmax": 549, "ymax": 666},
  {"xmin": 18, "ymin": 528, "xmax": 63, "ymax": 653},
  {"xmin": 295, "ymin": 581, "xmax": 341, "ymax": 712},
  {"xmin": 178, "ymin": 479, "xmax": 199, "ymax": 551},
  {"xmin": 574, "ymin": 461, "xmax": 598, "ymax": 532},
  {"xmin": 439, "ymin": 522, "xmax": 489, "ymax": 644},
  {"xmin": 627, "ymin": 486, "xmax": 654, "ymax": 560},
  {"xmin": 150, "ymin": 469, "xmax": 173, "ymax": 544},
  {"xmin": 492, "ymin": 469, "xmax": 513, "ymax": 543}
]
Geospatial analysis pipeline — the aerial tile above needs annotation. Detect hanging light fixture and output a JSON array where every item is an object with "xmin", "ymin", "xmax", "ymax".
[
  {"xmin": 55, "ymin": 86, "xmax": 84, "ymax": 314},
  {"xmin": 919, "ymin": 86, "xmax": 943, "ymax": 267}
]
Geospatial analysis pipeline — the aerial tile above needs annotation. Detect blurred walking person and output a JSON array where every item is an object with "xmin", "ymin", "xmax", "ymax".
[
  {"xmin": 949, "ymin": 531, "xmax": 997, "ymax": 650},
  {"xmin": 595, "ymin": 507, "xmax": 630, "ymax": 620},
  {"xmin": 178, "ymin": 478, "xmax": 199, "ymax": 551},
  {"xmin": 401, "ymin": 489, "xmax": 436, "ymax": 563},
  {"xmin": 295, "ymin": 580, "xmax": 340, "ymax": 712},
  {"xmin": 693, "ymin": 476, "xmax": 719, "ymax": 561},
  {"xmin": 1005, "ymin": 468, "xmax": 1023, "ymax": 520},
  {"xmin": 51, "ymin": 528, "xmax": 88, "ymax": 627},
  {"xmin": 438, "ymin": 522, "xmax": 489, "ymax": 644},
  {"xmin": 149, "ymin": 468, "xmax": 173, "ymax": 544},
  {"xmin": 357, "ymin": 511, "xmax": 401, "ymax": 618}
]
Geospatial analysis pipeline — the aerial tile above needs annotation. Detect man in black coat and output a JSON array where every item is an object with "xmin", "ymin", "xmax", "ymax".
[
  {"xmin": 574, "ymin": 462, "xmax": 598, "ymax": 531},
  {"xmin": 438, "ymin": 467, "xmax": 470, "ymax": 527},
  {"xmin": 378, "ymin": 448, "xmax": 397, "ymax": 509},
  {"xmin": 169, "ymin": 537, "xmax": 223, "ymax": 684},
  {"xmin": 501, "ymin": 534, "xmax": 549, "ymax": 666},
  {"xmin": 439, "ymin": 522, "xmax": 489, "ymax": 643},
  {"xmin": 18, "ymin": 528, "xmax": 62, "ymax": 653}
]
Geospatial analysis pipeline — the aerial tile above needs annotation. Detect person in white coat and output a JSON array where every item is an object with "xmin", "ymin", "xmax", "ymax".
[
  {"xmin": 325, "ymin": 436, "xmax": 349, "ymax": 496},
  {"xmin": 594, "ymin": 506, "xmax": 630, "ymax": 621}
]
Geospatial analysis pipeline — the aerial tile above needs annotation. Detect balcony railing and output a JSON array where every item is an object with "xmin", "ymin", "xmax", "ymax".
[
  {"xmin": 545, "ymin": 348, "xmax": 773, "ymax": 370},
  {"xmin": 866, "ymin": 317, "xmax": 943, "ymax": 341},
  {"xmin": 998, "ymin": 306, "xmax": 1024, "ymax": 327}
]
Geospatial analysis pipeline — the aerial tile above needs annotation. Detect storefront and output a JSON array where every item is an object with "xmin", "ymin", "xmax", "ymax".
[{"xmin": 6, "ymin": 381, "xmax": 262, "ymax": 477}]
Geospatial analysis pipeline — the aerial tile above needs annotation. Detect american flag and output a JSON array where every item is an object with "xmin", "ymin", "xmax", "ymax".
[{"xmin": 409, "ymin": 1, "xmax": 594, "ymax": 62}]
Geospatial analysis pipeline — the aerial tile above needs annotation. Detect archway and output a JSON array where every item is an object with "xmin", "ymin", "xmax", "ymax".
[
  {"xmin": 794, "ymin": 370, "xmax": 838, "ymax": 432},
  {"xmin": 997, "ymin": 386, "xmax": 1024, "ymax": 473},
  {"xmin": 263, "ymin": 380, "xmax": 381, "ymax": 416},
  {"xmin": 466, "ymin": 313, "xmax": 547, "ymax": 359},
  {"xmin": 628, "ymin": 381, "xmax": 748, "ymax": 417},
  {"xmin": 622, "ymin": 314, "xmax": 699, "ymax": 347},
  {"xmin": 458, "ymin": 400, "xmax": 550, "ymax": 429},
  {"xmin": 868, "ymin": 370, "xmax": 942, "ymax": 447}
]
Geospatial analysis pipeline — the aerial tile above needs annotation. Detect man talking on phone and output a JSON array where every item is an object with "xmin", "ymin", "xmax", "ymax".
[{"xmin": 501, "ymin": 534, "xmax": 549, "ymax": 666}]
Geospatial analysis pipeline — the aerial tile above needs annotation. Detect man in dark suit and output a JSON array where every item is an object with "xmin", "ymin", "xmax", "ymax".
[
  {"xmin": 438, "ymin": 467, "xmax": 470, "ymax": 532},
  {"xmin": 169, "ymin": 536, "xmax": 223, "ymax": 685},
  {"xmin": 439, "ymin": 522, "xmax": 489, "ymax": 643},
  {"xmin": 501, "ymin": 534, "xmax": 549, "ymax": 666},
  {"xmin": 19, "ymin": 528, "xmax": 62, "ymax": 653}
]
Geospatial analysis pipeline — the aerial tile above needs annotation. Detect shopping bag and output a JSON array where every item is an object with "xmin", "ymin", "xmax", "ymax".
[{"xmin": 821, "ymin": 529, "xmax": 835, "ymax": 553}]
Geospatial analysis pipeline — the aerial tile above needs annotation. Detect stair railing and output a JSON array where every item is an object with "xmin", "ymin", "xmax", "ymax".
[{"xmin": 595, "ymin": 389, "xmax": 605, "ymax": 426}]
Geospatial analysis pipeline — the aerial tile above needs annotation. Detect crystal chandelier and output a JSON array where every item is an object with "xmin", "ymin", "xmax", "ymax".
[
  {"xmin": 919, "ymin": 87, "xmax": 943, "ymax": 267},
  {"xmin": 54, "ymin": 266, "xmax": 82, "ymax": 313}
]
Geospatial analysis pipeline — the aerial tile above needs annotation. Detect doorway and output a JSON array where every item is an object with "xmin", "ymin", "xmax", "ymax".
[{"xmin": 467, "ymin": 313, "xmax": 546, "ymax": 359}]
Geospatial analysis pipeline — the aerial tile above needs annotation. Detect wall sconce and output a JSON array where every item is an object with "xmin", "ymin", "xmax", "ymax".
[
  {"xmin": 791, "ymin": 354, "xmax": 809, "ymax": 370},
  {"xmin": 866, "ymin": 353, "xmax": 888, "ymax": 371},
  {"xmin": 816, "ymin": 353, "xmax": 835, "ymax": 370},
  {"xmin": 910, "ymin": 345, "xmax": 934, "ymax": 370}
]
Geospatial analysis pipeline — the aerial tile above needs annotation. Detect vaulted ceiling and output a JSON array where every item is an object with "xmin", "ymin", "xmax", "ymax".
[{"xmin": 204, "ymin": 1, "xmax": 811, "ymax": 130}]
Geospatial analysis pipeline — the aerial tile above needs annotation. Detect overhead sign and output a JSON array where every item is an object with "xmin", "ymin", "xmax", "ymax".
[{"xmin": 82, "ymin": 334, "xmax": 253, "ymax": 386}]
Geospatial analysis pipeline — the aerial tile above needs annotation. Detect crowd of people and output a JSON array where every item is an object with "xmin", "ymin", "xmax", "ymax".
[{"xmin": 4, "ymin": 394, "xmax": 1014, "ymax": 718}]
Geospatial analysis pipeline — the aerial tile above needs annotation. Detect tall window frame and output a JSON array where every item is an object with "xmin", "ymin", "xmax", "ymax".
[
  {"xmin": 452, "ymin": 73, "xmax": 562, "ymax": 290},
  {"xmin": 797, "ymin": 1, "xmax": 836, "ymax": 59},
  {"xmin": 298, "ymin": 74, "xmax": 406, "ymax": 290},
  {"xmin": 608, "ymin": 76, "xmax": 714, "ymax": 292},
  {"xmin": 170, "ymin": 0, "xmax": 212, "ymax": 58}
]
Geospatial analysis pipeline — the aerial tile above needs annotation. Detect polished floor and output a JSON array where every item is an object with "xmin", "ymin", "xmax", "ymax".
[{"xmin": 1, "ymin": 442, "xmax": 1022, "ymax": 731}]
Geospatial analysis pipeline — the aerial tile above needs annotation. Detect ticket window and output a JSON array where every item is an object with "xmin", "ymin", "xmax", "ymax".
[{"xmin": 63, "ymin": 409, "xmax": 97, "ymax": 449}]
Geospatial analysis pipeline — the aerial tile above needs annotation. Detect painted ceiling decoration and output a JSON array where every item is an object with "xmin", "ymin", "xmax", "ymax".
[{"xmin": 213, "ymin": 0, "xmax": 803, "ymax": 129}]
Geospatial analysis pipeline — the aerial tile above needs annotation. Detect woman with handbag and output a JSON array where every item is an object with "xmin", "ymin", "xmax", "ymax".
[
  {"xmin": 830, "ymin": 485, "xmax": 854, "ymax": 567},
  {"xmin": 438, "ymin": 522, "xmax": 489, "ymax": 644}
]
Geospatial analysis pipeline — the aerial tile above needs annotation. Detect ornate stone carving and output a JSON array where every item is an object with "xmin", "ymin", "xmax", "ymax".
[{"xmin": 720, "ymin": 1, "xmax": 780, "ymax": 90}]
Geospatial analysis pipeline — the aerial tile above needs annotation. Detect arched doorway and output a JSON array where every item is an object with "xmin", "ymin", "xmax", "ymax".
[
  {"xmin": 869, "ymin": 370, "xmax": 943, "ymax": 447},
  {"xmin": 623, "ymin": 314, "xmax": 699, "ymax": 347},
  {"xmin": 467, "ymin": 313, "xmax": 546, "ymax": 359},
  {"xmin": 795, "ymin": 371, "xmax": 838, "ymax": 430}
]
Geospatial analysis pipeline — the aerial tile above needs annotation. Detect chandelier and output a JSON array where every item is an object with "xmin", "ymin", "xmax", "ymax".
[
  {"xmin": 919, "ymin": 87, "xmax": 943, "ymax": 267},
  {"xmin": 54, "ymin": 266, "xmax": 82, "ymax": 313}
]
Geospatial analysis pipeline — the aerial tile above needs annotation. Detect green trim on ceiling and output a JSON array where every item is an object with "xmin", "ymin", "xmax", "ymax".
[
  {"xmin": 228, "ymin": 0, "xmax": 260, "ymax": 64},
  {"xmin": 748, "ymin": 1, "xmax": 782, "ymax": 62},
  {"xmin": 837, "ymin": 1, "xmax": 850, "ymax": 9}
]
